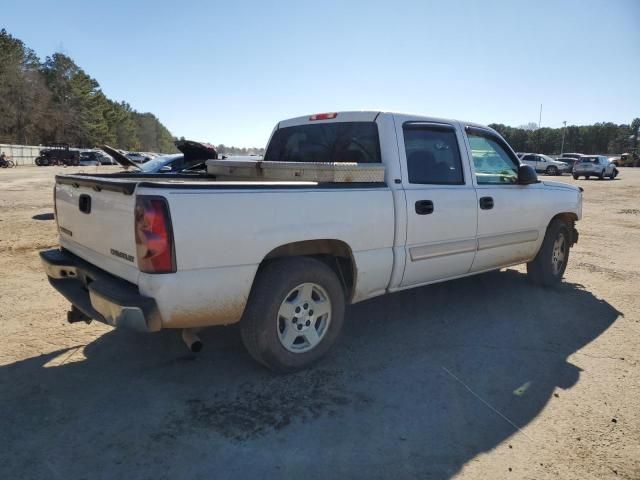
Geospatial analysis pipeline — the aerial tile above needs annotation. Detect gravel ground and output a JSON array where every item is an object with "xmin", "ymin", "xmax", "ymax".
[{"xmin": 0, "ymin": 166, "xmax": 638, "ymax": 480}]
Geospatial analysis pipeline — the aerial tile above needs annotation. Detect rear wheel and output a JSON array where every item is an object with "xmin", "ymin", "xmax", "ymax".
[
  {"xmin": 527, "ymin": 219, "xmax": 571, "ymax": 287},
  {"xmin": 6, "ymin": 160, "xmax": 14, "ymax": 168},
  {"xmin": 572, "ymin": 174, "xmax": 579, "ymax": 180},
  {"xmin": 585, "ymin": 175, "xmax": 590, "ymax": 180},
  {"xmin": 240, "ymin": 257, "xmax": 345, "ymax": 372}
]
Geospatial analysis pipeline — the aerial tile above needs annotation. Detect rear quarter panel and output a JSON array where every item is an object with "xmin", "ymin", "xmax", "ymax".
[{"xmin": 138, "ymin": 185, "xmax": 395, "ymax": 328}]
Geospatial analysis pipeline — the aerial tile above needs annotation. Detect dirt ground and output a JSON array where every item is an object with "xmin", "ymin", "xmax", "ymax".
[{"xmin": 0, "ymin": 166, "xmax": 638, "ymax": 480}]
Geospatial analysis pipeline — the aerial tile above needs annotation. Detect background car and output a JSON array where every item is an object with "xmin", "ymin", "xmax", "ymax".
[
  {"xmin": 124, "ymin": 152, "xmax": 153, "ymax": 164},
  {"xmin": 518, "ymin": 153, "xmax": 569, "ymax": 175},
  {"xmin": 102, "ymin": 140, "xmax": 218, "ymax": 173},
  {"xmin": 573, "ymin": 155, "xmax": 617, "ymax": 180},
  {"xmin": 34, "ymin": 144, "xmax": 80, "ymax": 166},
  {"xmin": 79, "ymin": 150, "xmax": 116, "ymax": 165}
]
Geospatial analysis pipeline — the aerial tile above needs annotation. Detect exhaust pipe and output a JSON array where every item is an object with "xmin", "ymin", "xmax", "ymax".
[{"xmin": 182, "ymin": 329, "xmax": 203, "ymax": 353}]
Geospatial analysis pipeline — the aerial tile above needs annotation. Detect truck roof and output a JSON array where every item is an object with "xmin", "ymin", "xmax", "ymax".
[{"xmin": 277, "ymin": 111, "xmax": 493, "ymax": 132}]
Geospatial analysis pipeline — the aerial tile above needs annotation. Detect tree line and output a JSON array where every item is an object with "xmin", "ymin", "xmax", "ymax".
[
  {"xmin": 0, "ymin": 29, "xmax": 176, "ymax": 152},
  {"xmin": 215, "ymin": 144, "xmax": 265, "ymax": 156},
  {"xmin": 488, "ymin": 119, "xmax": 639, "ymax": 156}
]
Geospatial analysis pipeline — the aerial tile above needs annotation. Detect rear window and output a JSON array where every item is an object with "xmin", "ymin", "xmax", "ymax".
[
  {"xmin": 580, "ymin": 157, "xmax": 598, "ymax": 163},
  {"xmin": 264, "ymin": 122, "xmax": 381, "ymax": 163}
]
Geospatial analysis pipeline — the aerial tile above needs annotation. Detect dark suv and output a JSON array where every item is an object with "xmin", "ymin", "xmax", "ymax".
[{"xmin": 35, "ymin": 144, "xmax": 80, "ymax": 166}]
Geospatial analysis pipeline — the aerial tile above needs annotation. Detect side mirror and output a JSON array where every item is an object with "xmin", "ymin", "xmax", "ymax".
[{"xmin": 518, "ymin": 164, "xmax": 539, "ymax": 184}]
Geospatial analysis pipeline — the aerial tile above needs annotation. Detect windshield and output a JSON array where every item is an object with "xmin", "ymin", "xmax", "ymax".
[
  {"xmin": 540, "ymin": 154, "xmax": 557, "ymax": 162},
  {"xmin": 138, "ymin": 154, "xmax": 182, "ymax": 172},
  {"xmin": 264, "ymin": 122, "xmax": 381, "ymax": 163}
]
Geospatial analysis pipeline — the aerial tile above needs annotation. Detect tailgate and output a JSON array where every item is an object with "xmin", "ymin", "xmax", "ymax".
[{"xmin": 55, "ymin": 177, "xmax": 140, "ymax": 284}]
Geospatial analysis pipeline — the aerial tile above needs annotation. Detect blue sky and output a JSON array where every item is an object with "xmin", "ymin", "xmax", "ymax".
[{"xmin": 3, "ymin": 0, "xmax": 639, "ymax": 146}]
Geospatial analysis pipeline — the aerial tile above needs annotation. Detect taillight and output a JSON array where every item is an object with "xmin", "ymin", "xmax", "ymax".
[
  {"xmin": 309, "ymin": 112, "xmax": 337, "ymax": 121},
  {"xmin": 134, "ymin": 196, "xmax": 176, "ymax": 273}
]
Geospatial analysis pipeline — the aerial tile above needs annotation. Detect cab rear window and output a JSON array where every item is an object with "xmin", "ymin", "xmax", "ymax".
[{"xmin": 264, "ymin": 122, "xmax": 381, "ymax": 163}]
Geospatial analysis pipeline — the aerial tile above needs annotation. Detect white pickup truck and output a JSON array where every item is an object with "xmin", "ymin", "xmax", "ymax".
[{"xmin": 41, "ymin": 111, "xmax": 582, "ymax": 372}]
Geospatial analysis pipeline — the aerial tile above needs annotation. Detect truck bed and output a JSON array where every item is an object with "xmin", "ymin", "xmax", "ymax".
[{"xmin": 53, "ymin": 171, "xmax": 395, "ymax": 328}]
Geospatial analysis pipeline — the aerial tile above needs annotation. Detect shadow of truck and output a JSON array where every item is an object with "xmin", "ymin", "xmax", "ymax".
[{"xmin": 0, "ymin": 270, "xmax": 620, "ymax": 479}]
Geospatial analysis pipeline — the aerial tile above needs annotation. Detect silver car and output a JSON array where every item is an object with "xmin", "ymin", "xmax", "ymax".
[
  {"xmin": 519, "ymin": 153, "xmax": 570, "ymax": 175},
  {"xmin": 573, "ymin": 155, "xmax": 617, "ymax": 180}
]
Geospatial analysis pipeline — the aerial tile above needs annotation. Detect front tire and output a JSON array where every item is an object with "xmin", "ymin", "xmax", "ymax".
[
  {"xmin": 240, "ymin": 257, "xmax": 345, "ymax": 373},
  {"xmin": 527, "ymin": 219, "xmax": 571, "ymax": 287},
  {"xmin": 598, "ymin": 170, "xmax": 605, "ymax": 180},
  {"xmin": 572, "ymin": 174, "xmax": 579, "ymax": 180},
  {"xmin": 546, "ymin": 166, "xmax": 558, "ymax": 176}
]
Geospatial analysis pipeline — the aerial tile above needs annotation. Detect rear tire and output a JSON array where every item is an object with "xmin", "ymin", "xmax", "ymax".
[
  {"xmin": 585, "ymin": 175, "xmax": 590, "ymax": 180},
  {"xmin": 527, "ymin": 219, "xmax": 570, "ymax": 287},
  {"xmin": 240, "ymin": 257, "xmax": 345, "ymax": 373},
  {"xmin": 572, "ymin": 174, "xmax": 579, "ymax": 180}
]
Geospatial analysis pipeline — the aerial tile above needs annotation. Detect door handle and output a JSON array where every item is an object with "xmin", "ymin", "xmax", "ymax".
[
  {"xmin": 415, "ymin": 200, "xmax": 434, "ymax": 215},
  {"xmin": 479, "ymin": 196, "xmax": 494, "ymax": 210}
]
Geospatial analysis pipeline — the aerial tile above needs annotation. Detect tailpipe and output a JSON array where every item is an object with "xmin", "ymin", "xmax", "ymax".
[{"xmin": 182, "ymin": 329, "xmax": 203, "ymax": 353}]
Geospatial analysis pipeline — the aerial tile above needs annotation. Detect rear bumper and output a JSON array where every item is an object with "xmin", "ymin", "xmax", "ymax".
[
  {"xmin": 40, "ymin": 249, "xmax": 161, "ymax": 332},
  {"xmin": 574, "ymin": 167, "xmax": 599, "ymax": 175}
]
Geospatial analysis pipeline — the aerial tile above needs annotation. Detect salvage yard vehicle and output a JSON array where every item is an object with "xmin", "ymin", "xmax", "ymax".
[
  {"xmin": 573, "ymin": 155, "xmax": 618, "ymax": 180},
  {"xmin": 518, "ymin": 153, "xmax": 569, "ymax": 175},
  {"xmin": 40, "ymin": 111, "xmax": 583, "ymax": 372},
  {"xmin": 35, "ymin": 144, "xmax": 80, "ymax": 166},
  {"xmin": 102, "ymin": 140, "xmax": 218, "ymax": 173},
  {"xmin": 620, "ymin": 152, "xmax": 639, "ymax": 167},
  {"xmin": 80, "ymin": 150, "xmax": 116, "ymax": 165}
]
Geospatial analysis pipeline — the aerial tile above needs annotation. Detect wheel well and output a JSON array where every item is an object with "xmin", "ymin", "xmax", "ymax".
[
  {"xmin": 550, "ymin": 212, "xmax": 578, "ymax": 244},
  {"xmin": 261, "ymin": 240, "xmax": 356, "ymax": 301}
]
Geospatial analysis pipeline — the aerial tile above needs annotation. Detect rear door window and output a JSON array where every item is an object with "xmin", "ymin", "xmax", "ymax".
[
  {"xmin": 402, "ymin": 124, "xmax": 464, "ymax": 184},
  {"xmin": 264, "ymin": 122, "xmax": 381, "ymax": 163}
]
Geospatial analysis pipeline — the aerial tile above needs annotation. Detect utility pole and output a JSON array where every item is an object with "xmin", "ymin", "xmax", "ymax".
[
  {"xmin": 536, "ymin": 104, "xmax": 543, "ymax": 152},
  {"xmin": 560, "ymin": 120, "xmax": 567, "ymax": 156},
  {"xmin": 538, "ymin": 104, "xmax": 543, "ymax": 129}
]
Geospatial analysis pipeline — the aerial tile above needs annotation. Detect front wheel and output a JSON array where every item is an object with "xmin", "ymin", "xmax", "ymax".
[
  {"xmin": 546, "ymin": 166, "xmax": 558, "ymax": 176},
  {"xmin": 527, "ymin": 219, "xmax": 571, "ymax": 287},
  {"xmin": 6, "ymin": 160, "xmax": 14, "ymax": 168},
  {"xmin": 598, "ymin": 170, "xmax": 605, "ymax": 180},
  {"xmin": 240, "ymin": 257, "xmax": 345, "ymax": 372},
  {"xmin": 572, "ymin": 174, "xmax": 579, "ymax": 180}
]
